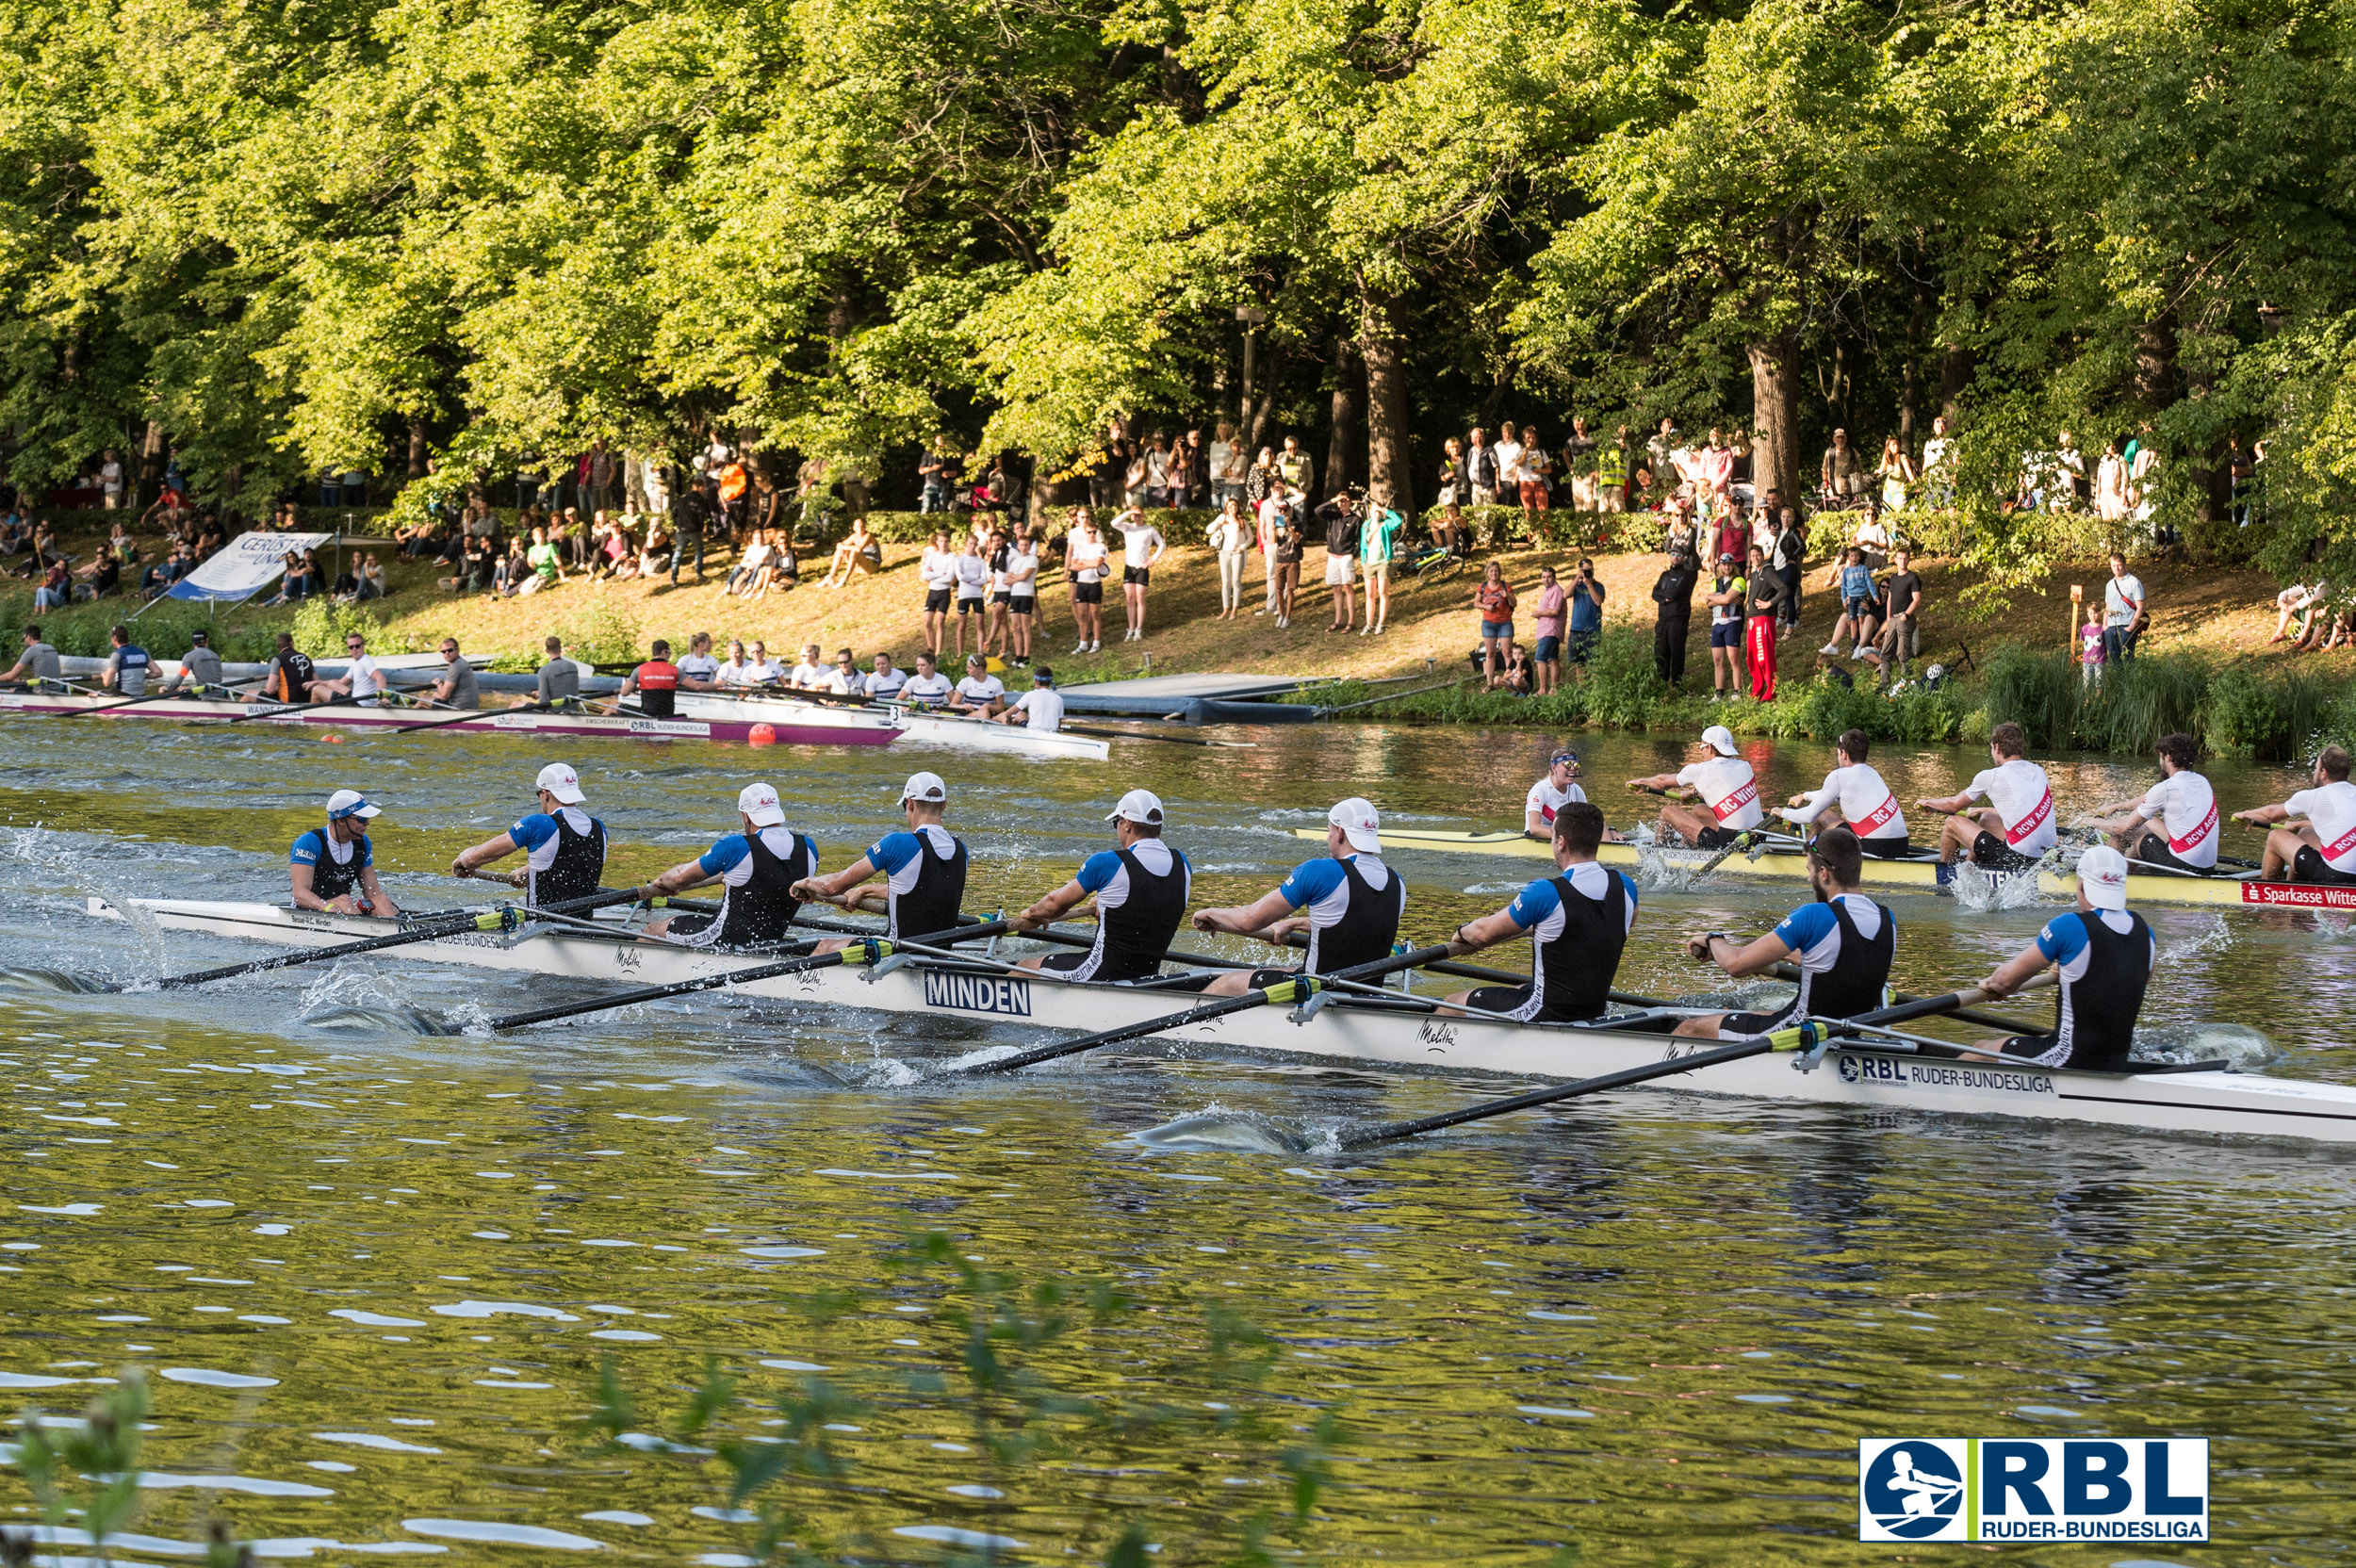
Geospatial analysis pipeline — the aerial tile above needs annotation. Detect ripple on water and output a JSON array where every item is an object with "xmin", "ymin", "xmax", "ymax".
[
  {"xmin": 429, "ymin": 1300, "xmax": 580, "ymax": 1321},
  {"xmin": 139, "ymin": 1472, "xmax": 333, "ymax": 1496},
  {"xmin": 895, "ymin": 1525, "xmax": 1025, "ymax": 1551},
  {"xmin": 401, "ymin": 1520, "xmax": 605, "ymax": 1550},
  {"xmin": 329, "ymin": 1310, "xmax": 427, "ymax": 1328},
  {"xmin": 159, "ymin": 1368, "xmax": 278, "ymax": 1389},
  {"xmin": 312, "ymin": 1432, "xmax": 444, "ymax": 1454}
]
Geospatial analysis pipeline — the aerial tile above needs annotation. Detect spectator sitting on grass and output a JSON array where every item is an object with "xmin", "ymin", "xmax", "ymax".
[{"xmin": 2271, "ymin": 581, "xmax": 2325, "ymax": 645}]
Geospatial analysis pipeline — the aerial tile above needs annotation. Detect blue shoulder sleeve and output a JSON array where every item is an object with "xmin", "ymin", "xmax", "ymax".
[
  {"xmin": 1276, "ymin": 858, "xmax": 1347, "ymax": 909},
  {"xmin": 867, "ymin": 831, "xmax": 919, "ymax": 876},
  {"xmin": 698, "ymin": 836, "xmax": 751, "ymax": 876},
  {"xmin": 1618, "ymin": 872, "xmax": 1640, "ymax": 911},
  {"xmin": 1772, "ymin": 902, "xmax": 1835, "ymax": 952},
  {"xmin": 2036, "ymin": 913, "xmax": 2088, "ymax": 965},
  {"xmin": 1503, "ymin": 877, "xmax": 1562, "ymax": 930},
  {"xmin": 1074, "ymin": 850, "xmax": 1123, "ymax": 894},
  {"xmin": 510, "ymin": 814, "xmax": 556, "ymax": 852},
  {"xmin": 289, "ymin": 830, "xmax": 322, "ymax": 866}
]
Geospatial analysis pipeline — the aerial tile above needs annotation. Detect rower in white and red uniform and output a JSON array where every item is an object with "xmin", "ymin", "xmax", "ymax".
[
  {"xmin": 1626, "ymin": 724, "xmax": 1761, "ymax": 850},
  {"xmin": 2086, "ymin": 731, "xmax": 2218, "ymax": 873},
  {"xmin": 1917, "ymin": 720, "xmax": 2055, "ymax": 869},
  {"xmin": 2235, "ymin": 743, "xmax": 2356, "ymax": 885},
  {"xmin": 1779, "ymin": 727, "xmax": 1909, "ymax": 858},
  {"xmin": 1524, "ymin": 749, "xmax": 1586, "ymax": 837}
]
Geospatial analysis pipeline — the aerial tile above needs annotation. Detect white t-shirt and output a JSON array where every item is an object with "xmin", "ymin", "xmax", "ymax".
[
  {"xmin": 1782, "ymin": 762, "xmax": 1906, "ymax": 840},
  {"xmin": 788, "ymin": 661, "xmax": 826, "ymax": 688},
  {"xmin": 954, "ymin": 551, "xmax": 990, "ymax": 599},
  {"xmin": 901, "ymin": 671, "xmax": 953, "ymax": 703},
  {"xmin": 1255, "ymin": 498, "xmax": 1286, "ymax": 546},
  {"xmin": 716, "ymin": 658, "xmax": 760, "ymax": 687},
  {"xmin": 955, "ymin": 675, "xmax": 1006, "ymax": 706},
  {"xmin": 1208, "ymin": 439, "xmax": 1238, "ymax": 483},
  {"xmin": 825, "ymin": 668, "xmax": 866, "ymax": 697},
  {"xmin": 1921, "ymin": 435, "xmax": 1952, "ymax": 474},
  {"xmin": 1117, "ymin": 523, "xmax": 1165, "ymax": 569},
  {"xmin": 746, "ymin": 658, "xmax": 783, "ymax": 685},
  {"xmin": 740, "ymin": 541, "xmax": 771, "ymax": 570},
  {"xmin": 1210, "ymin": 517, "xmax": 1246, "ymax": 555},
  {"xmin": 343, "ymin": 654, "xmax": 383, "ymax": 702},
  {"xmin": 2104, "ymin": 574, "xmax": 2145, "ymax": 629},
  {"xmin": 1071, "ymin": 535, "xmax": 1109, "ymax": 582},
  {"xmin": 1525, "ymin": 776, "xmax": 1587, "ymax": 825},
  {"xmin": 867, "ymin": 668, "xmax": 908, "ymax": 699},
  {"xmin": 678, "ymin": 652, "xmax": 721, "ymax": 682},
  {"xmin": 1966, "ymin": 758, "xmax": 2056, "ymax": 853},
  {"xmin": 1003, "ymin": 547, "xmax": 1039, "ymax": 596},
  {"xmin": 2137, "ymin": 770, "xmax": 2218, "ymax": 868},
  {"xmin": 1012, "ymin": 688, "xmax": 1065, "ymax": 732},
  {"xmin": 2289, "ymin": 780, "xmax": 2356, "ymax": 873},
  {"xmin": 100, "ymin": 459, "xmax": 123, "ymax": 493},
  {"xmin": 1676, "ymin": 757, "xmax": 1763, "ymax": 829},
  {"xmin": 1495, "ymin": 438, "xmax": 1525, "ymax": 485},
  {"xmin": 920, "ymin": 546, "xmax": 957, "ymax": 592}
]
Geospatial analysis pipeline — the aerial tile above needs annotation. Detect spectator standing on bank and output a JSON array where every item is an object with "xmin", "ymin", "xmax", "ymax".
[
  {"xmin": 2104, "ymin": 552, "xmax": 2145, "ymax": 665},
  {"xmin": 1742, "ymin": 542, "xmax": 1789, "ymax": 701},
  {"xmin": 1652, "ymin": 547, "xmax": 1697, "ymax": 688},
  {"xmin": 2080, "ymin": 604, "xmax": 2107, "ymax": 689},
  {"xmin": 1321, "ymin": 488, "xmax": 1360, "ymax": 632},
  {"xmin": 1712, "ymin": 504, "xmax": 1747, "ymax": 572},
  {"xmin": 1475, "ymin": 562, "xmax": 1517, "ymax": 689},
  {"xmin": 1874, "ymin": 547, "xmax": 1923, "ymax": 685},
  {"xmin": 1276, "ymin": 436, "xmax": 1315, "ymax": 502},
  {"xmin": 1530, "ymin": 565, "xmax": 1566, "ymax": 694},
  {"xmin": 1704, "ymin": 551, "xmax": 1744, "ymax": 702},
  {"xmin": 1774, "ymin": 507, "xmax": 1806, "ymax": 639},
  {"xmin": 1254, "ymin": 479, "xmax": 1288, "ymax": 615},
  {"xmin": 918, "ymin": 529, "xmax": 956, "ymax": 659},
  {"xmin": 1115, "ymin": 505, "xmax": 1167, "ymax": 642},
  {"xmin": 1597, "ymin": 427, "xmax": 1630, "ymax": 514},
  {"xmin": 1567, "ymin": 557, "xmax": 1606, "ymax": 671},
  {"xmin": 1563, "ymin": 417, "xmax": 1599, "ymax": 511},
  {"xmin": 1875, "ymin": 436, "xmax": 1916, "ymax": 512},
  {"xmin": 1518, "ymin": 428, "xmax": 1552, "ymax": 533},
  {"xmin": 1359, "ymin": 486, "xmax": 1401, "ymax": 635},
  {"xmin": 1919, "ymin": 416, "xmax": 1955, "ymax": 509},
  {"xmin": 1437, "ymin": 436, "xmax": 1469, "ymax": 510},
  {"xmin": 1212, "ymin": 497, "xmax": 1249, "ymax": 619},
  {"xmin": 1270, "ymin": 507, "xmax": 1302, "ymax": 626},
  {"xmin": 1068, "ymin": 511, "xmax": 1109, "ymax": 652},
  {"xmin": 1467, "ymin": 428, "xmax": 1499, "ymax": 508},
  {"xmin": 2096, "ymin": 439, "xmax": 2129, "ymax": 523}
]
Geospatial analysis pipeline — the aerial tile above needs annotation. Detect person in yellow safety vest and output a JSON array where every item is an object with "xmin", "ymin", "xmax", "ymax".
[{"xmin": 1595, "ymin": 431, "xmax": 1630, "ymax": 515}]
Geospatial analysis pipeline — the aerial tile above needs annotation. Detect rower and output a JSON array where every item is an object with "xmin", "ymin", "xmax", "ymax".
[
  {"xmin": 1780, "ymin": 728, "xmax": 1909, "ymax": 858},
  {"xmin": 900, "ymin": 652, "xmax": 953, "ymax": 708},
  {"xmin": 307, "ymin": 631, "xmax": 384, "ymax": 705},
  {"xmin": 792, "ymin": 772, "xmax": 969, "ymax": 951},
  {"xmin": 1626, "ymin": 724, "xmax": 1762, "ymax": 848},
  {"xmin": 2086, "ymin": 732, "xmax": 2218, "ymax": 873},
  {"xmin": 161, "ymin": 629, "xmax": 224, "ymax": 696},
  {"xmin": 1524, "ymin": 749, "xmax": 1586, "ymax": 837},
  {"xmin": 532, "ymin": 635, "xmax": 582, "ymax": 710},
  {"xmin": 1441, "ymin": 801, "xmax": 1636, "ymax": 1021},
  {"xmin": 1961, "ymin": 845, "xmax": 2151, "ymax": 1070},
  {"xmin": 613, "ymin": 640, "xmax": 679, "ymax": 718},
  {"xmin": 244, "ymin": 631, "xmax": 316, "ymax": 704},
  {"xmin": 428, "ymin": 637, "xmax": 481, "ymax": 710},
  {"xmin": 1673, "ymin": 826, "xmax": 1891, "ymax": 1038},
  {"xmin": 866, "ymin": 652, "xmax": 908, "ymax": 702},
  {"xmin": 291, "ymin": 790, "xmax": 399, "ymax": 918},
  {"xmin": 449, "ymin": 762, "xmax": 608, "ymax": 906},
  {"xmin": 2234, "ymin": 743, "xmax": 2356, "ymax": 884},
  {"xmin": 99, "ymin": 624, "xmax": 152, "ymax": 697},
  {"xmin": 1010, "ymin": 789, "xmax": 1189, "ymax": 980},
  {"xmin": 949, "ymin": 654, "xmax": 1006, "ymax": 716},
  {"xmin": 995, "ymin": 666, "xmax": 1064, "ymax": 731},
  {"xmin": 1916, "ymin": 721, "xmax": 2055, "ymax": 868},
  {"xmin": 1190, "ymin": 797, "xmax": 1403, "ymax": 997},
  {"xmin": 0, "ymin": 625, "xmax": 61, "ymax": 690},
  {"xmin": 643, "ymin": 782, "xmax": 817, "ymax": 949}
]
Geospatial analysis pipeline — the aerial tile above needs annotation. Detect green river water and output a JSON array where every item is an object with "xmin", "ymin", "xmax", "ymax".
[{"xmin": 2, "ymin": 719, "xmax": 2352, "ymax": 1566}]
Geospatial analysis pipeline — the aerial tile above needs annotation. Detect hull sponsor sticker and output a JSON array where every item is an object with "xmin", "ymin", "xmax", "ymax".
[
  {"xmin": 2240, "ymin": 880, "xmax": 2356, "ymax": 910},
  {"xmin": 922, "ymin": 971, "xmax": 1032, "ymax": 1018},
  {"xmin": 1859, "ymin": 1438, "xmax": 2206, "ymax": 1543},
  {"xmin": 1839, "ymin": 1053, "xmax": 2054, "ymax": 1096}
]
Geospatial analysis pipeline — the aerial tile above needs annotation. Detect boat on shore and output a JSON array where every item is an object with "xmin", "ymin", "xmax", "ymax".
[
  {"xmin": 1314, "ymin": 827, "xmax": 2356, "ymax": 912},
  {"xmin": 87, "ymin": 897, "xmax": 2356, "ymax": 1146}
]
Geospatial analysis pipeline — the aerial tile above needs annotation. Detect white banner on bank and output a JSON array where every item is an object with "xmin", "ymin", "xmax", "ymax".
[{"xmin": 163, "ymin": 530, "xmax": 333, "ymax": 603}]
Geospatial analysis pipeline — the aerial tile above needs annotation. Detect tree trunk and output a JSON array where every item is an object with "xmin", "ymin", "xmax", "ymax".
[
  {"xmin": 826, "ymin": 286, "xmax": 870, "ymax": 514},
  {"xmin": 408, "ymin": 420, "xmax": 430, "ymax": 479},
  {"xmin": 138, "ymin": 419, "xmax": 167, "ymax": 512},
  {"xmin": 2133, "ymin": 316, "xmax": 2176, "ymax": 409},
  {"xmin": 1937, "ymin": 344, "xmax": 1974, "ymax": 422},
  {"xmin": 1899, "ymin": 285, "xmax": 1927, "ymax": 449},
  {"xmin": 1477, "ymin": 366, "xmax": 1512, "ymax": 432},
  {"xmin": 1746, "ymin": 332, "xmax": 1802, "ymax": 505},
  {"xmin": 1245, "ymin": 346, "xmax": 1284, "ymax": 454},
  {"xmin": 1324, "ymin": 335, "xmax": 1363, "ymax": 503},
  {"xmin": 1361, "ymin": 294, "xmax": 1415, "ymax": 515}
]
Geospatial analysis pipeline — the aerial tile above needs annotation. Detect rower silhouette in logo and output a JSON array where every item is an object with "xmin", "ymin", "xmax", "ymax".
[{"xmin": 1863, "ymin": 1442, "xmax": 1964, "ymax": 1538}]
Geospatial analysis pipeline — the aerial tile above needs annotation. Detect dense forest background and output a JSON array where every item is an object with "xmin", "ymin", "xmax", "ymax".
[{"xmin": 4, "ymin": 0, "xmax": 2352, "ymax": 577}]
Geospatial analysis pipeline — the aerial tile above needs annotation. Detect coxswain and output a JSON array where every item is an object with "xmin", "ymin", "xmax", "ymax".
[
  {"xmin": 1959, "ymin": 845, "xmax": 2151, "ymax": 1070},
  {"xmin": 2234, "ymin": 743, "xmax": 2356, "ymax": 884},
  {"xmin": 449, "ymin": 761, "xmax": 609, "ymax": 906},
  {"xmin": 642, "ymin": 782, "xmax": 818, "ymax": 949},
  {"xmin": 612, "ymin": 639, "xmax": 680, "ymax": 718},
  {"xmin": 428, "ymin": 637, "xmax": 481, "ymax": 710},
  {"xmin": 1524, "ymin": 749, "xmax": 1586, "ymax": 837},
  {"xmin": 1779, "ymin": 728, "xmax": 1909, "ymax": 858},
  {"xmin": 793, "ymin": 771, "xmax": 969, "ymax": 950},
  {"xmin": 995, "ymin": 666, "xmax": 1065, "ymax": 730},
  {"xmin": 161, "ymin": 629, "xmax": 224, "ymax": 696},
  {"xmin": 1, "ymin": 625, "xmax": 62, "ymax": 690},
  {"xmin": 1626, "ymin": 724, "xmax": 1762, "ymax": 848},
  {"xmin": 1916, "ymin": 721, "xmax": 2055, "ymax": 867},
  {"xmin": 307, "ymin": 631, "xmax": 384, "ymax": 705},
  {"xmin": 290, "ymin": 790, "xmax": 399, "ymax": 917},
  {"xmin": 1010, "ymin": 790, "xmax": 1189, "ymax": 981},
  {"xmin": 1441, "ymin": 801, "xmax": 1636, "ymax": 1021},
  {"xmin": 1190, "ymin": 797, "xmax": 1403, "ymax": 997},
  {"xmin": 98, "ymin": 624, "xmax": 152, "ymax": 696},
  {"xmin": 2086, "ymin": 732, "xmax": 2218, "ymax": 873},
  {"xmin": 1672, "ymin": 826, "xmax": 1891, "ymax": 1038},
  {"xmin": 244, "ymin": 631, "xmax": 315, "ymax": 704}
]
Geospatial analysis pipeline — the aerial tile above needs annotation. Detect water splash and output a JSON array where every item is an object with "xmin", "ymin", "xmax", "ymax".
[
  {"xmin": 1135, "ymin": 1105, "xmax": 1314, "ymax": 1154},
  {"xmin": 0, "ymin": 965, "xmax": 118, "ymax": 994},
  {"xmin": 2158, "ymin": 914, "xmax": 2233, "ymax": 968},
  {"xmin": 1633, "ymin": 846, "xmax": 1717, "ymax": 892},
  {"xmin": 294, "ymin": 966, "xmax": 448, "ymax": 1033},
  {"xmin": 2134, "ymin": 1022, "xmax": 2282, "ymax": 1071},
  {"xmin": 1947, "ymin": 859, "xmax": 2057, "ymax": 912}
]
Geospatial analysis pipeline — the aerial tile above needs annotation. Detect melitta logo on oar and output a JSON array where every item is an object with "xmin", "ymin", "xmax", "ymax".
[{"xmin": 1857, "ymin": 1438, "xmax": 2208, "ymax": 1543}]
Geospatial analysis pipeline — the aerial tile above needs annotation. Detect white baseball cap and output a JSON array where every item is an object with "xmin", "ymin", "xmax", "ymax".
[
  {"xmin": 535, "ymin": 761, "xmax": 585, "ymax": 805},
  {"xmin": 899, "ymin": 771, "xmax": 948, "ymax": 805},
  {"xmin": 325, "ymin": 789, "xmax": 380, "ymax": 822},
  {"xmin": 1105, "ymin": 789, "xmax": 1165, "ymax": 825},
  {"xmin": 2078, "ymin": 844, "xmax": 2130, "ymax": 911},
  {"xmin": 1701, "ymin": 725, "xmax": 1740, "ymax": 757},
  {"xmin": 1328, "ymin": 796, "xmax": 1382, "ymax": 854},
  {"xmin": 737, "ymin": 781, "xmax": 786, "ymax": 827}
]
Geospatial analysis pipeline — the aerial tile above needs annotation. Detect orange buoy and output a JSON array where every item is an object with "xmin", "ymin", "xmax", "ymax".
[
  {"xmin": 322, "ymin": 733, "xmax": 345, "ymax": 743},
  {"xmin": 748, "ymin": 723, "xmax": 777, "ymax": 747}
]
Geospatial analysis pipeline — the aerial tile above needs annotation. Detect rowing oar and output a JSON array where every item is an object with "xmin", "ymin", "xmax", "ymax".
[
  {"xmin": 473, "ymin": 918, "xmax": 1013, "ymax": 1032},
  {"xmin": 51, "ymin": 682, "xmax": 244, "ymax": 718},
  {"xmin": 1333, "ymin": 974, "xmax": 2056, "ymax": 1151},
  {"xmin": 124, "ymin": 888, "xmax": 651, "ymax": 993},
  {"xmin": 1769, "ymin": 961, "xmax": 2037, "ymax": 1036},
  {"xmin": 947, "ymin": 944, "xmax": 1456, "ymax": 1078},
  {"xmin": 1057, "ymin": 723, "xmax": 1257, "ymax": 749},
  {"xmin": 222, "ymin": 693, "xmax": 372, "ymax": 725},
  {"xmin": 390, "ymin": 700, "xmax": 545, "ymax": 735}
]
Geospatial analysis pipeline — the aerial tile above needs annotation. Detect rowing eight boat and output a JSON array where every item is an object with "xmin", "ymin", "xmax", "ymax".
[
  {"xmin": 86, "ymin": 897, "xmax": 2356, "ymax": 1145},
  {"xmin": 1301, "ymin": 827, "xmax": 2356, "ymax": 912}
]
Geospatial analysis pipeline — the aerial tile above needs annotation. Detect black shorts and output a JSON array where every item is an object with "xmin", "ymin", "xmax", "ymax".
[
  {"xmin": 1008, "ymin": 596, "xmax": 1035, "ymax": 617},
  {"xmin": 1245, "ymin": 965, "xmax": 1303, "ymax": 992},
  {"xmin": 990, "ymin": 591, "xmax": 1012, "ymax": 606},
  {"xmin": 1463, "ymin": 983, "xmax": 1604, "ymax": 1024},
  {"xmin": 2132, "ymin": 832, "xmax": 2214, "ymax": 874},
  {"xmin": 1074, "ymin": 581, "xmax": 1104, "ymax": 605},
  {"xmin": 1693, "ymin": 825, "xmax": 1741, "ymax": 850},
  {"xmin": 1858, "ymin": 835, "xmax": 1912, "ymax": 859},
  {"xmin": 663, "ymin": 912, "xmax": 715, "ymax": 938},
  {"xmin": 1998, "ymin": 1034, "xmax": 2069, "ymax": 1067},
  {"xmin": 1718, "ymin": 1002, "xmax": 1798, "ymax": 1037},
  {"xmin": 924, "ymin": 588, "xmax": 952, "ymax": 613},
  {"xmin": 957, "ymin": 596, "xmax": 985, "ymax": 614},
  {"xmin": 1970, "ymin": 830, "xmax": 2039, "ymax": 871},
  {"xmin": 1124, "ymin": 566, "xmax": 1151, "ymax": 586},
  {"xmin": 2292, "ymin": 845, "xmax": 2356, "ymax": 885}
]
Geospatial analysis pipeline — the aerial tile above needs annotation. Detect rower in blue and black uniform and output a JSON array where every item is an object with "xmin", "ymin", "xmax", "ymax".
[
  {"xmin": 794, "ymin": 771, "xmax": 970, "ymax": 951},
  {"xmin": 99, "ymin": 624, "xmax": 152, "ymax": 696},
  {"xmin": 290, "ymin": 790, "xmax": 400, "ymax": 917},
  {"xmin": 1440, "ymin": 801, "xmax": 1637, "ymax": 1021},
  {"xmin": 1191, "ymin": 796, "xmax": 1404, "ymax": 997},
  {"xmin": 1967, "ymin": 844, "xmax": 2153, "ymax": 1070},
  {"xmin": 449, "ymin": 762, "xmax": 608, "ymax": 906},
  {"xmin": 1673, "ymin": 825, "xmax": 1891, "ymax": 1039},
  {"xmin": 643, "ymin": 781, "xmax": 817, "ymax": 949},
  {"xmin": 1011, "ymin": 789, "xmax": 1191, "ymax": 982}
]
